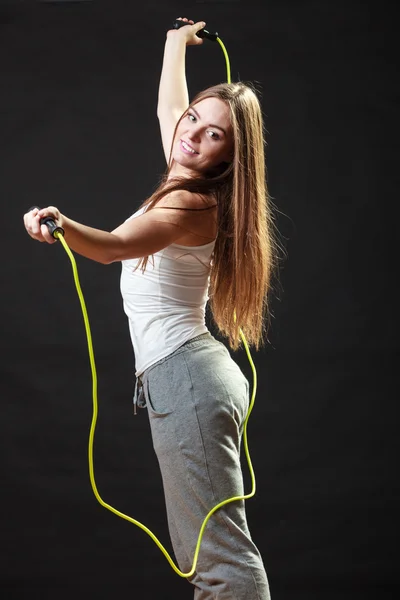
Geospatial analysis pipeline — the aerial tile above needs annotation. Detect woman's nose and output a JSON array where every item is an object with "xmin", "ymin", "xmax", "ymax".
[{"xmin": 187, "ymin": 126, "xmax": 201, "ymax": 141}]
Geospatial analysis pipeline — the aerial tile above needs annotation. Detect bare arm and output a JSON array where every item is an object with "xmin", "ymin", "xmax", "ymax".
[
  {"xmin": 23, "ymin": 192, "xmax": 205, "ymax": 264},
  {"xmin": 58, "ymin": 211, "xmax": 183, "ymax": 264},
  {"xmin": 157, "ymin": 18, "xmax": 206, "ymax": 163}
]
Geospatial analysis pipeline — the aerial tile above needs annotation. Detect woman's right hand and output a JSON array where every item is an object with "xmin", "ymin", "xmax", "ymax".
[
  {"xmin": 167, "ymin": 17, "xmax": 206, "ymax": 46},
  {"xmin": 23, "ymin": 205, "xmax": 63, "ymax": 244}
]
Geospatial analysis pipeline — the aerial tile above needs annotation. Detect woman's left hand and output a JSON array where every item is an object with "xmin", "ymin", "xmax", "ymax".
[
  {"xmin": 168, "ymin": 17, "xmax": 206, "ymax": 46},
  {"xmin": 23, "ymin": 205, "xmax": 63, "ymax": 244}
]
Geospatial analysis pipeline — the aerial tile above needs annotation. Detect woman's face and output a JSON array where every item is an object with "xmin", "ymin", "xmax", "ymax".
[{"xmin": 171, "ymin": 97, "xmax": 233, "ymax": 175}]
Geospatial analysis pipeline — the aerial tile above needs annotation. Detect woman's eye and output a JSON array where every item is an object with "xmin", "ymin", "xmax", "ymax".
[
  {"xmin": 207, "ymin": 130, "xmax": 220, "ymax": 140},
  {"xmin": 188, "ymin": 113, "xmax": 196, "ymax": 122}
]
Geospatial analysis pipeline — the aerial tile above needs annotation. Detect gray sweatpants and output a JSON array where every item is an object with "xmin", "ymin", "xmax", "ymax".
[{"xmin": 139, "ymin": 333, "xmax": 271, "ymax": 600}]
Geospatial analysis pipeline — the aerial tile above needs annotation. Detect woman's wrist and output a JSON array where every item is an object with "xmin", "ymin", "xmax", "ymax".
[{"xmin": 165, "ymin": 29, "xmax": 188, "ymax": 48}]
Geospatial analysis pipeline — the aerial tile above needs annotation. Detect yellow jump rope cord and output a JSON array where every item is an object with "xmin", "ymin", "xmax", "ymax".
[
  {"xmin": 55, "ymin": 36, "xmax": 257, "ymax": 579},
  {"xmin": 217, "ymin": 37, "xmax": 231, "ymax": 83}
]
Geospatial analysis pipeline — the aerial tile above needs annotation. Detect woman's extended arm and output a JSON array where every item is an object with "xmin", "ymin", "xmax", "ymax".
[
  {"xmin": 23, "ymin": 192, "xmax": 204, "ymax": 264},
  {"xmin": 157, "ymin": 18, "xmax": 205, "ymax": 163}
]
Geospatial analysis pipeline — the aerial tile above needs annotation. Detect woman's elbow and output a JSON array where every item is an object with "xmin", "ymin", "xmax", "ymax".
[
  {"xmin": 102, "ymin": 251, "xmax": 121, "ymax": 265},
  {"xmin": 102, "ymin": 235, "xmax": 125, "ymax": 264}
]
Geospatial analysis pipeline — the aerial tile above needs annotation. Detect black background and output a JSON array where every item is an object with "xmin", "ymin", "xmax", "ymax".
[{"xmin": 0, "ymin": 0, "xmax": 398, "ymax": 598}]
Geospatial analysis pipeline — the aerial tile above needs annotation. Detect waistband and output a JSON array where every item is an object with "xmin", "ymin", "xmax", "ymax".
[{"xmin": 132, "ymin": 332, "xmax": 212, "ymax": 414}]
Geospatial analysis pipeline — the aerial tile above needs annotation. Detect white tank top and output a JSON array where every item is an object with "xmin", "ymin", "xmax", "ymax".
[{"xmin": 120, "ymin": 207, "xmax": 216, "ymax": 376}]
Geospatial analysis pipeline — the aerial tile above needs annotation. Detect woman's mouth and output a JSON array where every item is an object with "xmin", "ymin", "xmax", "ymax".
[{"xmin": 180, "ymin": 140, "xmax": 198, "ymax": 155}]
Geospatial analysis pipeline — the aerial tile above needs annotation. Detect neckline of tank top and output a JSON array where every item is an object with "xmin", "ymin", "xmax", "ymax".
[{"xmin": 168, "ymin": 239, "xmax": 216, "ymax": 250}]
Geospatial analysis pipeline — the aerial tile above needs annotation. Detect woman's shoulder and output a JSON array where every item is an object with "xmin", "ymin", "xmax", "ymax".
[
  {"xmin": 153, "ymin": 190, "xmax": 217, "ymax": 245},
  {"xmin": 156, "ymin": 190, "xmax": 216, "ymax": 212}
]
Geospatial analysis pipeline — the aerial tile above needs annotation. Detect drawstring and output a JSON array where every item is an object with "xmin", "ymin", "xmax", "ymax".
[{"xmin": 133, "ymin": 376, "xmax": 146, "ymax": 415}]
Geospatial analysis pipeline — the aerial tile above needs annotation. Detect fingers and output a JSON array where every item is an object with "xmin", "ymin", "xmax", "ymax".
[
  {"xmin": 41, "ymin": 223, "xmax": 57, "ymax": 244},
  {"xmin": 176, "ymin": 17, "xmax": 194, "ymax": 24},
  {"xmin": 23, "ymin": 206, "xmax": 39, "ymax": 228},
  {"xmin": 193, "ymin": 20, "xmax": 206, "ymax": 32},
  {"xmin": 173, "ymin": 17, "xmax": 206, "ymax": 44},
  {"xmin": 37, "ymin": 205, "xmax": 60, "ymax": 223},
  {"xmin": 176, "ymin": 16, "xmax": 206, "ymax": 30},
  {"xmin": 23, "ymin": 211, "xmax": 44, "ymax": 242},
  {"xmin": 23, "ymin": 208, "xmax": 39, "ymax": 237},
  {"xmin": 23, "ymin": 207, "xmax": 57, "ymax": 244}
]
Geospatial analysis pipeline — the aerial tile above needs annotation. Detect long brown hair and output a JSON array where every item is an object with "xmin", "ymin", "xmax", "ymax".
[{"xmin": 136, "ymin": 82, "xmax": 280, "ymax": 351}]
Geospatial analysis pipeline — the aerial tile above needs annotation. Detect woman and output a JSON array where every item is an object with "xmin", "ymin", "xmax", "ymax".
[{"xmin": 24, "ymin": 17, "xmax": 276, "ymax": 600}]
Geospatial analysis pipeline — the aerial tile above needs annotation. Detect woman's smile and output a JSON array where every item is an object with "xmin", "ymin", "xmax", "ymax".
[{"xmin": 180, "ymin": 139, "xmax": 198, "ymax": 155}]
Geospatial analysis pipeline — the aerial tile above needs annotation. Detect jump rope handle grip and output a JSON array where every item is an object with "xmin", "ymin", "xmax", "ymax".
[
  {"xmin": 28, "ymin": 205, "xmax": 65, "ymax": 238},
  {"xmin": 172, "ymin": 19, "xmax": 219, "ymax": 42}
]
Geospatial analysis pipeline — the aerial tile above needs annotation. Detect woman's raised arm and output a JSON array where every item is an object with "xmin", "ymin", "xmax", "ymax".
[{"xmin": 157, "ymin": 18, "xmax": 205, "ymax": 164}]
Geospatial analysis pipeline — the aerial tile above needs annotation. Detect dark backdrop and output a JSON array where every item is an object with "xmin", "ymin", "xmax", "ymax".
[{"xmin": 1, "ymin": 1, "xmax": 398, "ymax": 599}]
